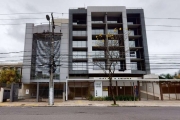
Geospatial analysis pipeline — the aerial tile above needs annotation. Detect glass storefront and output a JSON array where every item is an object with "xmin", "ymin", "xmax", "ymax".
[{"xmin": 31, "ymin": 34, "xmax": 61, "ymax": 80}]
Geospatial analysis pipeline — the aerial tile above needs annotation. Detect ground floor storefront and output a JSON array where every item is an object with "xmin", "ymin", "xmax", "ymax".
[
  {"xmin": 67, "ymin": 81, "xmax": 139, "ymax": 100},
  {"xmin": 17, "ymin": 82, "xmax": 64, "ymax": 102},
  {"xmin": 3, "ymin": 79, "xmax": 180, "ymax": 103}
]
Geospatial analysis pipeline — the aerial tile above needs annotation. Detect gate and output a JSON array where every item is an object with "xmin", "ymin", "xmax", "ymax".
[{"xmin": 10, "ymin": 83, "xmax": 20, "ymax": 102}]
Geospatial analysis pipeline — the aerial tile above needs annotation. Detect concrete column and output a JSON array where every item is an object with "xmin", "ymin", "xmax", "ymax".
[
  {"xmin": 66, "ymin": 80, "xmax": 68, "ymax": 100},
  {"xmin": 137, "ymin": 81, "xmax": 141, "ymax": 101},
  {"xmin": 10, "ymin": 83, "xmax": 14, "ymax": 102},
  {"xmin": 0, "ymin": 88, "xmax": 4, "ymax": 103},
  {"xmin": 159, "ymin": 82, "xmax": 163, "ymax": 101},
  {"xmin": 36, "ymin": 82, "xmax": 39, "ymax": 102},
  {"xmin": 63, "ymin": 82, "xmax": 66, "ymax": 101}
]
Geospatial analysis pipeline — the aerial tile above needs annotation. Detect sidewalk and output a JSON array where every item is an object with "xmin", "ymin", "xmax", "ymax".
[{"xmin": 1, "ymin": 100, "xmax": 180, "ymax": 107}]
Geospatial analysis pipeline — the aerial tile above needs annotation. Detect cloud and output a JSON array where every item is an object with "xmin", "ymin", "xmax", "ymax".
[{"xmin": 0, "ymin": 0, "xmax": 180, "ymax": 74}]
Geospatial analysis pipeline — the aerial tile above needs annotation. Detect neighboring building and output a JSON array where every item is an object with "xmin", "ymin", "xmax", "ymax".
[{"xmin": 22, "ymin": 6, "xmax": 152, "ymax": 101}]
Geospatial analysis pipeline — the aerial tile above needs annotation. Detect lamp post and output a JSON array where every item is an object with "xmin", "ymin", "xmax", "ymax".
[{"xmin": 46, "ymin": 13, "xmax": 55, "ymax": 106}]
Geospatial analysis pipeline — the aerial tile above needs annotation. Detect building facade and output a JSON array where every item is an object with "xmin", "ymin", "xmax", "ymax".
[
  {"xmin": 22, "ymin": 6, "xmax": 151, "ymax": 101},
  {"xmin": 67, "ymin": 6, "xmax": 150, "ymax": 100}
]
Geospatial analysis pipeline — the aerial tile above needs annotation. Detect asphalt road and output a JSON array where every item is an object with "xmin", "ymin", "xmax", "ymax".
[{"xmin": 0, "ymin": 107, "xmax": 179, "ymax": 120}]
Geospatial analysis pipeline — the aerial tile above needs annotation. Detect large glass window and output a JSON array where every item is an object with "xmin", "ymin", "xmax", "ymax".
[
  {"xmin": 131, "ymin": 62, "xmax": 137, "ymax": 70},
  {"xmin": 108, "ymin": 40, "xmax": 119, "ymax": 46},
  {"xmin": 108, "ymin": 29, "xmax": 118, "ymax": 34},
  {"xmin": 92, "ymin": 40, "xmax": 104, "ymax": 46},
  {"xmin": 129, "ymin": 30, "xmax": 134, "ymax": 36},
  {"xmin": 110, "ymin": 61, "xmax": 121, "ymax": 70},
  {"xmin": 93, "ymin": 61, "xmax": 105, "ymax": 70},
  {"xmin": 92, "ymin": 51, "xmax": 104, "ymax": 58},
  {"xmin": 92, "ymin": 29, "xmax": 104, "ymax": 35},
  {"xmin": 31, "ymin": 34, "xmax": 61, "ymax": 80},
  {"xmin": 73, "ymin": 41, "xmax": 87, "ymax": 47},
  {"xmin": 72, "ymin": 62, "xmax": 87, "ymax": 70},
  {"xmin": 129, "ymin": 41, "xmax": 135, "ymax": 47},
  {"xmin": 73, "ymin": 51, "xmax": 87, "ymax": 58},
  {"xmin": 109, "ymin": 51, "xmax": 120, "ymax": 58},
  {"xmin": 73, "ymin": 31, "xmax": 87, "ymax": 36},
  {"xmin": 127, "ymin": 22, "xmax": 133, "ymax": 25}
]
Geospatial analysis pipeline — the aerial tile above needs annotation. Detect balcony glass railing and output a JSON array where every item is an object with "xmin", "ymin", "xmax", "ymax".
[
  {"xmin": 127, "ymin": 22, "xmax": 134, "ymax": 25},
  {"xmin": 92, "ymin": 30, "xmax": 104, "ymax": 35},
  {"xmin": 107, "ymin": 21, "xmax": 118, "ymax": 23},
  {"xmin": 92, "ymin": 21, "xmax": 104, "ymax": 23},
  {"xmin": 73, "ymin": 31, "xmax": 87, "ymax": 36},
  {"xmin": 129, "ymin": 41, "xmax": 135, "ymax": 47},
  {"xmin": 73, "ymin": 41, "xmax": 87, "ymax": 47},
  {"xmin": 92, "ymin": 40, "xmax": 104, "ymax": 46}
]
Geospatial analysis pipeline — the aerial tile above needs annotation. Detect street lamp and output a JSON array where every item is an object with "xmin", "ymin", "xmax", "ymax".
[{"xmin": 46, "ymin": 14, "xmax": 54, "ymax": 106}]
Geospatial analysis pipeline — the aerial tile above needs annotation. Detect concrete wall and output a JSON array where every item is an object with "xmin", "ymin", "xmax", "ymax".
[
  {"xmin": 127, "ymin": 9, "xmax": 151, "ymax": 74},
  {"xmin": 69, "ymin": 8, "xmax": 88, "ymax": 74},
  {"xmin": 22, "ymin": 23, "xmax": 34, "ymax": 83},
  {"xmin": 18, "ymin": 84, "xmax": 36, "ymax": 98},
  {"xmin": 140, "ymin": 82, "xmax": 160, "ymax": 100},
  {"xmin": 60, "ymin": 23, "xmax": 69, "ymax": 82}
]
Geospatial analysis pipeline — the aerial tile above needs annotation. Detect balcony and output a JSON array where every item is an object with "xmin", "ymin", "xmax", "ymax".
[
  {"xmin": 92, "ymin": 29, "xmax": 104, "ymax": 35},
  {"xmin": 73, "ymin": 22, "xmax": 87, "ymax": 29},
  {"xmin": 73, "ymin": 31, "xmax": 87, "ymax": 36},
  {"xmin": 128, "ymin": 24, "xmax": 141, "ymax": 29}
]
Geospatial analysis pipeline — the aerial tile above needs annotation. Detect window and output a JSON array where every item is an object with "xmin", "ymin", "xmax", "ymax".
[
  {"xmin": 130, "ymin": 51, "xmax": 136, "ymax": 58},
  {"xmin": 93, "ymin": 61, "xmax": 105, "ymax": 70},
  {"xmin": 73, "ymin": 51, "xmax": 87, "ymax": 58},
  {"xmin": 73, "ymin": 41, "xmax": 86, "ymax": 47},
  {"xmin": 127, "ymin": 22, "xmax": 133, "ymax": 25},
  {"xmin": 92, "ymin": 51, "xmax": 104, "ymax": 58},
  {"xmin": 92, "ymin": 40, "xmax": 104, "ymax": 46},
  {"xmin": 109, "ymin": 51, "xmax": 120, "ymax": 58},
  {"xmin": 73, "ymin": 31, "xmax": 87, "ymax": 36},
  {"xmin": 108, "ymin": 40, "xmax": 119, "ymax": 46},
  {"xmin": 128, "ymin": 30, "xmax": 134, "ymax": 36},
  {"xmin": 92, "ymin": 29, "xmax": 104, "ymax": 34},
  {"xmin": 131, "ymin": 62, "xmax": 137, "ymax": 70},
  {"xmin": 108, "ymin": 29, "xmax": 118, "ymax": 34},
  {"xmin": 110, "ymin": 61, "xmax": 120, "ymax": 70},
  {"xmin": 129, "ymin": 41, "xmax": 135, "ymax": 47},
  {"xmin": 73, "ymin": 62, "xmax": 87, "ymax": 70}
]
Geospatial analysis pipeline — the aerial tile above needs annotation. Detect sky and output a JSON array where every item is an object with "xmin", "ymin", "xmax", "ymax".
[{"xmin": 0, "ymin": 0, "xmax": 180, "ymax": 75}]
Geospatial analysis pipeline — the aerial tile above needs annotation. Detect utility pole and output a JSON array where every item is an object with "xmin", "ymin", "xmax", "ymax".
[{"xmin": 46, "ymin": 13, "xmax": 55, "ymax": 106}]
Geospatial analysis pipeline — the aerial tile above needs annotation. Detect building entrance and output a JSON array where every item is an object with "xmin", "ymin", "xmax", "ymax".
[{"xmin": 68, "ymin": 82, "xmax": 94, "ymax": 100}]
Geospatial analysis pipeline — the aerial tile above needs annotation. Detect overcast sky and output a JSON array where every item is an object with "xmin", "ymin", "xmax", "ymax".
[{"xmin": 0, "ymin": 0, "xmax": 180, "ymax": 75}]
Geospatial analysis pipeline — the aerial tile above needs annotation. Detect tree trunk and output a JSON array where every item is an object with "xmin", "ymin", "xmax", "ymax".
[{"xmin": 109, "ymin": 78, "xmax": 116, "ymax": 105}]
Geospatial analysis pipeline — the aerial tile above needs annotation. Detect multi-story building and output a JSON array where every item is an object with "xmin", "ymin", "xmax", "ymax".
[{"xmin": 22, "ymin": 6, "xmax": 151, "ymax": 101}]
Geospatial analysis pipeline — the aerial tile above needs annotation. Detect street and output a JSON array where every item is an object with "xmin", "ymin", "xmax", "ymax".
[{"xmin": 0, "ymin": 107, "xmax": 179, "ymax": 120}]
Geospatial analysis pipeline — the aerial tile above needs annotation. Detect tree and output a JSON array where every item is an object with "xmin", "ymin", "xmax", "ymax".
[
  {"xmin": 0, "ymin": 68, "xmax": 21, "ymax": 84},
  {"xmin": 93, "ymin": 28, "xmax": 129, "ymax": 105},
  {"xmin": 159, "ymin": 73, "xmax": 174, "ymax": 79},
  {"xmin": 174, "ymin": 70, "xmax": 180, "ymax": 79}
]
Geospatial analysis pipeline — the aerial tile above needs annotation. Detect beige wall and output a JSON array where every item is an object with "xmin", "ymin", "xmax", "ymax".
[
  {"xmin": 140, "ymin": 82, "xmax": 160, "ymax": 100},
  {"xmin": 18, "ymin": 84, "xmax": 36, "ymax": 99}
]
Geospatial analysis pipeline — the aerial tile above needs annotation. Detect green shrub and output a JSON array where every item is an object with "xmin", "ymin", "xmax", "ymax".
[
  {"xmin": 93, "ymin": 97, "xmax": 104, "ymax": 101},
  {"xmin": 88, "ymin": 95, "xmax": 138, "ymax": 101},
  {"xmin": 87, "ymin": 94, "xmax": 93, "ymax": 101}
]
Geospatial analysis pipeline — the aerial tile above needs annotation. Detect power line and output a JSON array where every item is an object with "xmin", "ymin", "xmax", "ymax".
[{"xmin": 0, "ymin": 12, "xmax": 52, "ymax": 15}]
